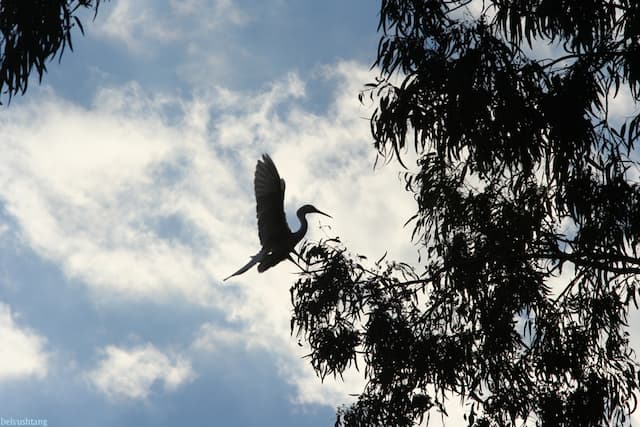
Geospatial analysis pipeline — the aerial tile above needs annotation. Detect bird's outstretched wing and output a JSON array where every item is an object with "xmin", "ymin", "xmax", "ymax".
[{"xmin": 254, "ymin": 154, "xmax": 290, "ymax": 248}]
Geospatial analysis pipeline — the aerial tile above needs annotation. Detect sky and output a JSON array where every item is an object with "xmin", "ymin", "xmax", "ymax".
[
  {"xmin": 0, "ymin": 1, "xmax": 418, "ymax": 426},
  {"xmin": 0, "ymin": 1, "xmax": 639, "ymax": 427}
]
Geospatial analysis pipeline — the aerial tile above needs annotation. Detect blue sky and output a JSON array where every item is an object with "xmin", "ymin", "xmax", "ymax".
[
  {"xmin": 0, "ymin": 1, "xmax": 421, "ymax": 427},
  {"xmin": 1, "ymin": 1, "xmax": 639, "ymax": 427}
]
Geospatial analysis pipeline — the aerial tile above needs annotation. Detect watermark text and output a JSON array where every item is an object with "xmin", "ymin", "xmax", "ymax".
[{"xmin": 0, "ymin": 417, "xmax": 48, "ymax": 427}]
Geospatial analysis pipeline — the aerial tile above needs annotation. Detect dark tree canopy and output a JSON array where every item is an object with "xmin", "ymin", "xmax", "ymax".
[
  {"xmin": 291, "ymin": 1, "xmax": 640, "ymax": 426},
  {"xmin": 0, "ymin": 0, "xmax": 102, "ymax": 103}
]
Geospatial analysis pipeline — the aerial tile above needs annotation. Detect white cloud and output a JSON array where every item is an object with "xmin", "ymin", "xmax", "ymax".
[
  {"xmin": 94, "ymin": 0, "xmax": 180, "ymax": 50},
  {"xmin": 191, "ymin": 322, "xmax": 244, "ymax": 352},
  {"xmin": 87, "ymin": 343, "xmax": 194, "ymax": 400},
  {"xmin": 0, "ymin": 61, "xmax": 418, "ymax": 407},
  {"xmin": 0, "ymin": 303, "xmax": 48, "ymax": 381},
  {"xmin": 95, "ymin": 0, "xmax": 249, "ymax": 52},
  {"xmin": 608, "ymin": 84, "xmax": 639, "ymax": 121},
  {"xmin": 0, "ymin": 85, "xmax": 221, "ymax": 305},
  {"xmin": 0, "ymin": 222, "xmax": 8, "ymax": 239},
  {"xmin": 170, "ymin": 0, "xmax": 249, "ymax": 27}
]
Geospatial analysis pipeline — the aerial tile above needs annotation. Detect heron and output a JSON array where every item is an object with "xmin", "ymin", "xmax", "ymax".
[{"xmin": 223, "ymin": 154, "xmax": 331, "ymax": 281}]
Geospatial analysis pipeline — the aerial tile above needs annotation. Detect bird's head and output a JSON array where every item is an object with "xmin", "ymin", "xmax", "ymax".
[{"xmin": 298, "ymin": 204, "xmax": 332, "ymax": 218}]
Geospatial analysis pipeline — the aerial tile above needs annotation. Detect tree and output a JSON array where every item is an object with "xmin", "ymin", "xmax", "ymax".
[
  {"xmin": 0, "ymin": 0, "xmax": 103, "ymax": 103},
  {"xmin": 290, "ymin": 0, "xmax": 640, "ymax": 425}
]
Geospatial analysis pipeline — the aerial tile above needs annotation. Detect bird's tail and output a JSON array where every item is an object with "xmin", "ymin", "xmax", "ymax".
[{"xmin": 223, "ymin": 248, "xmax": 268, "ymax": 281}]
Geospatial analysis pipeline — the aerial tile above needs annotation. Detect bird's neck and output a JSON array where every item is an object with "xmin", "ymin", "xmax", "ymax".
[{"xmin": 293, "ymin": 209, "xmax": 309, "ymax": 242}]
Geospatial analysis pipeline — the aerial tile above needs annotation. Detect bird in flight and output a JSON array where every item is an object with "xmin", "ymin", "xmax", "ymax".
[{"xmin": 224, "ymin": 154, "xmax": 331, "ymax": 281}]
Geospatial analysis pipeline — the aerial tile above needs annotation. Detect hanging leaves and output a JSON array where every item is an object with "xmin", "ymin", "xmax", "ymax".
[{"xmin": 0, "ymin": 0, "xmax": 102, "ymax": 103}]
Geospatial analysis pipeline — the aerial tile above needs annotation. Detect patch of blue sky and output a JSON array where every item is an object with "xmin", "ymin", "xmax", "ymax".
[
  {"xmin": 1, "ymin": 230, "xmax": 206, "ymax": 357},
  {"xmin": 38, "ymin": 0, "xmax": 378, "ymax": 112},
  {"xmin": 0, "ymin": 227, "xmax": 327, "ymax": 426},
  {"xmin": 0, "ymin": 1, "xmax": 388, "ymax": 426},
  {"xmin": 0, "ymin": 342, "xmax": 334, "ymax": 427}
]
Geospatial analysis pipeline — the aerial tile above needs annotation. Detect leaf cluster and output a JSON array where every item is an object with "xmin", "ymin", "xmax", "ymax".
[
  {"xmin": 0, "ymin": 0, "xmax": 102, "ymax": 103},
  {"xmin": 292, "ymin": 240, "xmax": 441, "ymax": 426}
]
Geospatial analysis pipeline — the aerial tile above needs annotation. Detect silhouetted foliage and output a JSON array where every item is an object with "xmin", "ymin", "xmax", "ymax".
[
  {"xmin": 291, "ymin": 1, "xmax": 640, "ymax": 425},
  {"xmin": 0, "ymin": 0, "xmax": 102, "ymax": 103}
]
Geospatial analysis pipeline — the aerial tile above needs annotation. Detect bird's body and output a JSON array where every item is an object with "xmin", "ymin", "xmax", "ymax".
[{"xmin": 224, "ymin": 154, "xmax": 330, "ymax": 281}]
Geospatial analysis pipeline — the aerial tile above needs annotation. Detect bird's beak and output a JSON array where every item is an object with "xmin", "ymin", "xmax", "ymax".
[{"xmin": 315, "ymin": 208, "xmax": 332, "ymax": 218}]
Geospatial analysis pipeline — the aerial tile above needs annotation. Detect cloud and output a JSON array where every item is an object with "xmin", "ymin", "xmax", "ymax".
[
  {"xmin": 0, "ymin": 303, "xmax": 48, "ymax": 381},
  {"xmin": 0, "ymin": 85, "xmax": 222, "ymax": 305},
  {"xmin": 191, "ymin": 322, "xmax": 245, "ymax": 352},
  {"xmin": 87, "ymin": 343, "xmax": 194, "ymax": 400},
  {"xmin": 170, "ymin": 0, "xmax": 249, "ymax": 27},
  {"xmin": 608, "ymin": 84, "xmax": 639, "ymax": 122},
  {"xmin": 94, "ymin": 0, "xmax": 180, "ymax": 50},
  {"xmin": 95, "ymin": 0, "xmax": 249, "ymax": 52},
  {"xmin": 0, "ymin": 60, "xmax": 418, "ymax": 407}
]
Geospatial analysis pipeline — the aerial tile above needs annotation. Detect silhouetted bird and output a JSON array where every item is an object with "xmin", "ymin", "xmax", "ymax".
[{"xmin": 224, "ymin": 154, "xmax": 331, "ymax": 281}]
